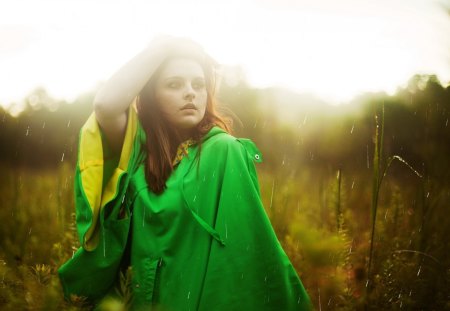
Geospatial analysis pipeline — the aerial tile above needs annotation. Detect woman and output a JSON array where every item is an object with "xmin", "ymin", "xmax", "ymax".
[{"xmin": 58, "ymin": 35, "xmax": 312, "ymax": 311}]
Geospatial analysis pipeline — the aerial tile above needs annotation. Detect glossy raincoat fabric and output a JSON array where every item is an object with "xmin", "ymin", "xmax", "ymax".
[{"xmin": 58, "ymin": 106, "xmax": 312, "ymax": 310}]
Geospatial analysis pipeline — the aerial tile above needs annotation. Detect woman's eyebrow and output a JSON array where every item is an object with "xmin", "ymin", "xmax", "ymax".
[{"xmin": 163, "ymin": 76, "xmax": 205, "ymax": 81}]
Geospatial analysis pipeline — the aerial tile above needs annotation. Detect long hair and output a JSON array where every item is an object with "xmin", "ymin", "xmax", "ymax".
[{"xmin": 136, "ymin": 37, "xmax": 233, "ymax": 194}]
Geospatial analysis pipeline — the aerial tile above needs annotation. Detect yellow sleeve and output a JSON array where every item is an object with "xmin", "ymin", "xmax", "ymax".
[{"xmin": 77, "ymin": 101, "xmax": 140, "ymax": 251}]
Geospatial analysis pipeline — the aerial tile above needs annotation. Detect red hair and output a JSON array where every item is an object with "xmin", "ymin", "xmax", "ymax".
[{"xmin": 136, "ymin": 38, "xmax": 232, "ymax": 194}]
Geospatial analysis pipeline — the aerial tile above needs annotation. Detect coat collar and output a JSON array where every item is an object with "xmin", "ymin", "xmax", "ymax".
[{"xmin": 201, "ymin": 125, "xmax": 228, "ymax": 142}]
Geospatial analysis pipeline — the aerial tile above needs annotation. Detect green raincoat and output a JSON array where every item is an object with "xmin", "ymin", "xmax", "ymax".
[{"xmin": 58, "ymin": 105, "xmax": 312, "ymax": 310}]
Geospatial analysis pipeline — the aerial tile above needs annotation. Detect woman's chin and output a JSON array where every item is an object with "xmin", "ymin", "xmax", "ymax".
[
  {"xmin": 174, "ymin": 116, "xmax": 203, "ymax": 130},
  {"xmin": 170, "ymin": 120, "xmax": 201, "ymax": 136}
]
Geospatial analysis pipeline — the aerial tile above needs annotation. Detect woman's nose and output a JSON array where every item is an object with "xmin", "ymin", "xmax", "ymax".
[{"xmin": 183, "ymin": 84, "xmax": 196, "ymax": 100}]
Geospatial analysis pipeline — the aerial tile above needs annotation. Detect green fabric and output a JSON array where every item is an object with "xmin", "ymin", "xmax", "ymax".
[{"xmin": 58, "ymin": 117, "xmax": 313, "ymax": 310}]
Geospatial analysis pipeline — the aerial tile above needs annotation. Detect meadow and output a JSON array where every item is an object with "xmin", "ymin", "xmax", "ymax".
[{"xmin": 0, "ymin": 73, "xmax": 449, "ymax": 310}]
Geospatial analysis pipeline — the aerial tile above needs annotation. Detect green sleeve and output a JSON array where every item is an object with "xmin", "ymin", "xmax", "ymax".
[{"xmin": 58, "ymin": 107, "xmax": 145, "ymax": 303}]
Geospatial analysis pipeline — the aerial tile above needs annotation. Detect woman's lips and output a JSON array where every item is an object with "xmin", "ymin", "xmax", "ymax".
[{"xmin": 181, "ymin": 103, "xmax": 197, "ymax": 110}]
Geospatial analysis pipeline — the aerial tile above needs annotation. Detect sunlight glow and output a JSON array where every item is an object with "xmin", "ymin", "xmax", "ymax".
[{"xmin": 0, "ymin": 0, "xmax": 449, "ymax": 107}]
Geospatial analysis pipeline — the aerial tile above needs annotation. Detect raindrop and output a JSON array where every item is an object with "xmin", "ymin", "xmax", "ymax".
[
  {"xmin": 264, "ymin": 275, "xmax": 267, "ymax": 283},
  {"xmin": 61, "ymin": 153, "xmax": 65, "ymax": 162},
  {"xmin": 366, "ymin": 145, "xmax": 370, "ymax": 168},
  {"xmin": 384, "ymin": 210, "xmax": 388, "ymax": 220},
  {"xmin": 426, "ymin": 192, "xmax": 430, "ymax": 198},
  {"xmin": 350, "ymin": 124, "xmax": 354, "ymax": 134},
  {"xmin": 28, "ymin": 227, "xmax": 32, "ymax": 235},
  {"xmin": 225, "ymin": 223, "xmax": 228, "ymax": 239},
  {"xmin": 318, "ymin": 287, "xmax": 322, "ymax": 310},
  {"xmin": 303, "ymin": 115, "xmax": 308, "ymax": 125},
  {"xmin": 42, "ymin": 122, "xmax": 46, "ymax": 128},
  {"xmin": 103, "ymin": 228, "xmax": 106, "ymax": 257},
  {"xmin": 446, "ymin": 118, "xmax": 448, "ymax": 127},
  {"xmin": 417, "ymin": 266, "xmax": 421, "ymax": 276},
  {"xmin": 193, "ymin": 195, "xmax": 197, "ymax": 202},
  {"xmin": 351, "ymin": 180, "xmax": 355, "ymax": 189},
  {"xmin": 269, "ymin": 180, "xmax": 275, "ymax": 209},
  {"xmin": 241, "ymin": 273, "xmax": 244, "ymax": 279},
  {"xmin": 143, "ymin": 206, "xmax": 146, "ymax": 227},
  {"xmin": 187, "ymin": 291, "xmax": 190, "ymax": 299},
  {"xmin": 67, "ymin": 120, "xmax": 71, "ymax": 128},
  {"xmin": 25, "ymin": 126, "xmax": 30, "ymax": 136}
]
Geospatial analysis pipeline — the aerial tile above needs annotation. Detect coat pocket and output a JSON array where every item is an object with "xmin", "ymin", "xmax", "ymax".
[{"xmin": 135, "ymin": 257, "xmax": 163, "ymax": 305}]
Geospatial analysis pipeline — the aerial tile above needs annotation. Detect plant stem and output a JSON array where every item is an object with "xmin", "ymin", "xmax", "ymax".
[
  {"xmin": 336, "ymin": 168, "xmax": 342, "ymax": 231},
  {"xmin": 365, "ymin": 103, "xmax": 384, "ymax": 305}
]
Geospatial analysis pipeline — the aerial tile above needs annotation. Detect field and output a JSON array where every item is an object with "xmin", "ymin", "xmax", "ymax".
[{"xmin": 1, "ymin": 74, "xmax": 449, "ymax": 310}]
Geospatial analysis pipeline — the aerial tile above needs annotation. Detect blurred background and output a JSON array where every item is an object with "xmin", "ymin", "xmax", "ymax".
[{"xmin": 1, "ymin": 0, "xmax": 449, "ymax": 310}]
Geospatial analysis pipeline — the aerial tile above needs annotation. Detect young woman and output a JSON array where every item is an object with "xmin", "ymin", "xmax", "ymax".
[{"xmin": 58, "ymin": 35, "xmax": 312, "ymax": 311}]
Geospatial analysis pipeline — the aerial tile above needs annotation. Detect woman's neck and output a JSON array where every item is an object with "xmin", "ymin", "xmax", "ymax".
[{"xmin": 174, "ymin": 127, "xmax": 194, "ymax": 144}]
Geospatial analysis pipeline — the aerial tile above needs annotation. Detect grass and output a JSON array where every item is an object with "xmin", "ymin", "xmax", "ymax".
[{"xmin": 1, "ymin": 110, "xmax": 449, "ymax": 310}]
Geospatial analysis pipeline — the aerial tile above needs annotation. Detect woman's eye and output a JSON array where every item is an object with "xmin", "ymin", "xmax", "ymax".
[
  {"xmin": 168, "ymin": 81, "xmax": 181, "ymax": 88},
  {"xmin": 193, "ymin": 81, "xmax": 205, "ymax": 89}
]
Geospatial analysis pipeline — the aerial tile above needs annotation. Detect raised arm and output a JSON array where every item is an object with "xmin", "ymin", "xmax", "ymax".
[{"xmin": 93, "ymin": 38, "xmax": 168, "ymax": 152}]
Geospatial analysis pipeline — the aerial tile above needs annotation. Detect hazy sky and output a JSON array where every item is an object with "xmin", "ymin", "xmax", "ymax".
[{"xmin": 1, "ymin": 0, "xmax": 449, "ymax": 107}]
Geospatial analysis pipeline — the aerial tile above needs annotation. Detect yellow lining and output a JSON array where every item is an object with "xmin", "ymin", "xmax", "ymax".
[{"xmin": 79, "ymin": 100, "xmax": 138, "ymax": 250}]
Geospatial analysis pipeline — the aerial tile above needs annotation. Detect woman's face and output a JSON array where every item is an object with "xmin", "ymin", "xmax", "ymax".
[{"xmin": 153, "ymin": 58, "xmax": 207, "ymax": 136}]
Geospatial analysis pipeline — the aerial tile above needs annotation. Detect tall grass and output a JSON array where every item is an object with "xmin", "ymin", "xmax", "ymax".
[
  {"xmin": 364, "ymin": 104, "xmax": 424, "ymax": 308},
  {"xmin": 365, "ymin": 106, "xmax": 383, "ymax": 303},
  {"xmin": 335, "ymin": 169, "xmax": 342, "ymax": 232},
  {"xmin": 0, "ymin": 163, "xmax": 86, "ymax": 310},
  {"xmin": 1, "ymin": 113, "xmax": 448, "ymax": 309}
]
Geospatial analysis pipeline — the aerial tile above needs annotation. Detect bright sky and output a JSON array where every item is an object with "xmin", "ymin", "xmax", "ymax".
[{"xmin": 1, "ymin": 0, "xmax": 449, "ymax": 108}]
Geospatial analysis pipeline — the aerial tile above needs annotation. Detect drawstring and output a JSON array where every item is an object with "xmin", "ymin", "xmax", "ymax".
[
  {"xmin": 187, "ymin": 207, "xmax": 226, "ymax": 246},
  {"xmin": 179, "ymin": 149, "xmax": 226, "ymax": 247}
]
